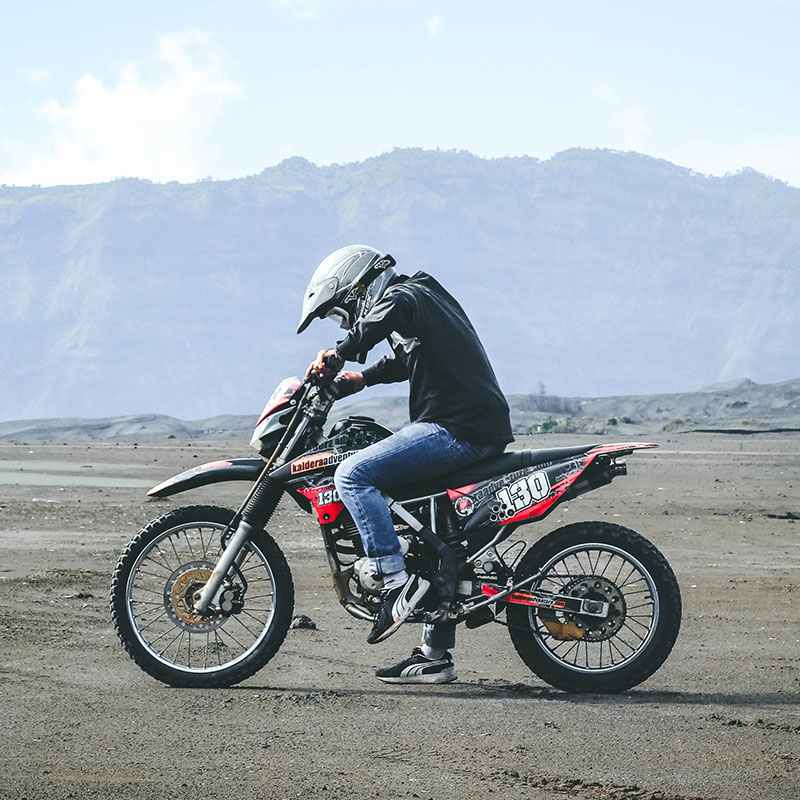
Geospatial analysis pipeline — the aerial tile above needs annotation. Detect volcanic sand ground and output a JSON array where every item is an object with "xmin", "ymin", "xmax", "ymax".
[{"xmin": 1, "ymin": 433, "xmax": 798, "ymax": 800}]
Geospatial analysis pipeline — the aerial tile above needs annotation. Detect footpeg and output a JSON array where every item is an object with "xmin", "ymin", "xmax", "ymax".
[{"xmin": 465, "ymin": 605, "xmax": 495, "ymax": 629}]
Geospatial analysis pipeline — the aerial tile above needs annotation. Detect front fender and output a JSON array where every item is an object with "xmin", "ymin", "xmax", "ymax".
[{"xmin": 147, "ymin": 458, "xmax": 265, "ymax": 498}]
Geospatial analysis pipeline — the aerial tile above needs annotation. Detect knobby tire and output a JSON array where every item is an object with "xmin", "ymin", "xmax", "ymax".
[
  {"xmin": 507, "ymin": 521, "xmax": 681, "ymax": 693},
  {"xmin": 110, "ymin": 505, "xmax": 294, "ymax": 688}
]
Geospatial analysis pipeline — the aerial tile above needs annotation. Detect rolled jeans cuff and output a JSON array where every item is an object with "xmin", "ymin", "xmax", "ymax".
[
  {"xmin": 423, "ymin": 622, "xmax": 456, "ymax": 650},
  {"xmin": 370, "ymin": 553, "xmax": 407, "ymax": 577}
]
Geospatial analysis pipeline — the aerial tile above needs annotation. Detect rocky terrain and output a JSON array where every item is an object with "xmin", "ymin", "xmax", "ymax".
[
  {"xmin": 2, "ymin": 376, "xmax": 797, "ymax": 442},
  {"xmin": 1, "ymin": 432, "xmax": 799, "ymax": 799}
]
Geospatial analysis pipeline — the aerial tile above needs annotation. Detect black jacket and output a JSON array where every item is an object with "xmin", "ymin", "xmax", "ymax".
[{"xmin": 335, "ymin": 272, "xmax": 512, "ymax": 447}]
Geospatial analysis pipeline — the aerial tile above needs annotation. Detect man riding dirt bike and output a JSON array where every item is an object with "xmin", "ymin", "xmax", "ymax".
[
  {"xmin": 299, "ymin": 244, "xmax": 512, "ymax": 683},
  {"xmin": 111, "ymin": 248, "xmax": 681, "ymax": 694}
]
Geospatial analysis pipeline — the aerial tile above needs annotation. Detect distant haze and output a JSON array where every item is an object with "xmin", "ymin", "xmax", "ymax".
[{"xmin": 1, "ymin": 148, "xmax": 798, "ymax": 421}]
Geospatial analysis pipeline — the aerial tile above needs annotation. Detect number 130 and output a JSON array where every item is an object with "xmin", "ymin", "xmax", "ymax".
[{"xmin": 496, "ymin": 471, "xmax": 550, "ymax": 514}]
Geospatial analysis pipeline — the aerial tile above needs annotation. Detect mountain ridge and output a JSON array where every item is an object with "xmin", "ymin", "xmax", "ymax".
[
  {"xmin": 2, "ymin": 147, "xmax": 798, "ymax": 421},
  {"xmin": 2, "ymin": 376, "xmax": 796, "ymax": 442}
]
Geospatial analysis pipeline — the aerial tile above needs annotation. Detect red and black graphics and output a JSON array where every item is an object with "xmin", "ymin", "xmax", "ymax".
[
  {"xmin": 282, "ymin": 451, "xmax": 354, "ymax": 525},
  {"xmin": 295, "ymin": 484, "xmax": 347, "ymax": 524},
  {"xmin": 250, "ymin": 377, "xmax": 306, "ymax": 454},
  {"xmin": 257, "ymin": 377, "xmax": 303, "ymax": 425},
  {"xmin": 290, "ymin": 450, "xmax": 358, "ymax": 475},
  {"xmin": 278, "ymin": 415, "xmax": 393, "ymax": 524},
  {"xmin": 447, "ymin": 443, "xmax": 656, "ymax": 532}
]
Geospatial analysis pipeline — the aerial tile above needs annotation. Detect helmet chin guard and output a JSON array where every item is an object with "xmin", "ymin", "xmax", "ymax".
[{"xmin": 297, "ymin": 245, "xmax": 396, "ymax": 334}]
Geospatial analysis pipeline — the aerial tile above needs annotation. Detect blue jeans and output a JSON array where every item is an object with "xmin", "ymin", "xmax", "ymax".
[
  {"xmin": 334, "ymin": 423, "xmax": 503, "ymax": 652},
  {"xmin": 334, "ymin": 422, "xmax": 504, "ymax": 651},
  {"xmin": 334, "ymin": 422, "xmax": 503, "ymax": 575}
]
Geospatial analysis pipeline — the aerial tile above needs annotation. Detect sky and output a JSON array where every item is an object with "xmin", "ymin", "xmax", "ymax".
[{"xmin": 1, "ymin": 0, "xmax": 799, "ymax": 187}]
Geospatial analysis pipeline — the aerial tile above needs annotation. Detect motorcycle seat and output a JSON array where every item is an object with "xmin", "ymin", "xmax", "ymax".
[{"xmin": 390, "ymin": 443, "xmax": 598, "ymax": 500}]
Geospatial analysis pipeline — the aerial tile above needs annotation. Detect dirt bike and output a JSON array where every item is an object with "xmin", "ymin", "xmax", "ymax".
[{"xmin": 111, "ymin": 370, "xmax": 681, "ymax": 692}]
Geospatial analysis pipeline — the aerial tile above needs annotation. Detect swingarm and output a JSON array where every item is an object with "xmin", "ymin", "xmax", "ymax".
[
  {"xmin": 479, "ymin": 583, "xmax": 609, "ymax": 617},
  {"xmin": 457, "ymin": 572, "xmax": 610, "ymax": 621}
]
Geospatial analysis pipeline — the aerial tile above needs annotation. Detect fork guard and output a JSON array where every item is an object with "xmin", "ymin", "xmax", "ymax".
[{"xmin": 147, "ymin": 458, "xmax": 264, "ymax": 498}]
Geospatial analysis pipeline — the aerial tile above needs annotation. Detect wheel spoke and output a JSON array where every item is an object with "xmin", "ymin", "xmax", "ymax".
[
  {"xmin": 240, "ymin": 608, "xmax": 269, "ymax": 625},
  {"xmin": 229, "ymin": 612, "xmax": 260, "ymax": 639},
  {"xmin": 184, "ymin": 530, "xmax": 196, "ymax": 560},
  {"xmin": 137, "ymin": 569, "xmax": 169, "ymax": 580},
  {"xmin": 150, "ymin": 626, "xmax": 180, "ymax": 651},
  {"xmin": 214, "ymin": 630, "xmax": 223, "ymax": 667},
  {"xmin": 572, "ymin": 550, "xmax": 588, "ymax": 576},
  {"xmin": 609, "ymin": 638, "xmax": 625, "ymax": 664},
  {"xmin": 522, "ymin": 539, "xmax": 665, "ymax": 675},
  {"xmin": 598, "ymin": 552, "xmax": 613, "ymax": 578},
  {"xmin": 143, "ymin": 555, "xmax": 173, "ymax": 573},
  {"xmin": 132, "ymin": 583, "xmax": 163, "ymax": 597},
  {"xmin": 168, "ymin": 536, "xmax": 183, "ymax": 568},
  {"xmin": 240, "ymin": 563, "xmax": 268, "ymax": 574},
  {"xmin": 137, "ymin": 609, "xmax": 170, "ymax": 632},
  {"xmin": 217, "ymin": 624, "xmax": 248, "ymax": 652},
  {"xmin": 627, "ymin": 616, "xmax": 652, "ymax": 632},
  {"xmin": 199, "ymin": 528, "xmax": 209, "ymax": 560}
]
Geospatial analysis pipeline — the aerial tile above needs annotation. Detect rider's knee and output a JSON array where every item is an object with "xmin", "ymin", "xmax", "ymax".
[{"xmin": 333, "ymin": 460, "xmax": 356, "ymax": 494}]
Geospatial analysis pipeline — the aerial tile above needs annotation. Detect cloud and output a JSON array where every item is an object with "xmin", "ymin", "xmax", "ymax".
[
  {"xmin": 1, "ymin": 30, "xmax": 242, "ymax": 186},
  {"xmin": 610, "ymin": 108, "xmax": 649, "ymax": 151},
  {"xmin": 592, "ymin": 84, "xmax": 620, "ymax": 104},
  {"xmin": 270, "ymin": 0, "xmax": 320, "ymax": 20},
  {"xmin": 22, "ymin": 67, "xmax": 49, "ymax": 85},
  {"xmin": 667, "ymin": 136, "xmax": 800, "ymax": 188},
  {"xmin": 427, "ymin": 16, "xmax": 443, "ymax": 37},
  {"xmin": 592, "ymin": 84, "xmax": 649, "ymax": 152}
]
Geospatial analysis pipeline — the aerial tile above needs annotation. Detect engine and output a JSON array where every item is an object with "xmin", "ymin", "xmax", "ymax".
[{"xmin": 353, "ymin": 535, "xmax": 412, "ymax": 595}]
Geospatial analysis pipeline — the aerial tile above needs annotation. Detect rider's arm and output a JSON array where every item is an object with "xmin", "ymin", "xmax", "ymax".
[
  {"xmin": 361, "ymin": 353, "xmax": 408, "ymax": 386},
  {"xmin": 335, "ymin": 290, "xmax": 412, "ymax": 363}
]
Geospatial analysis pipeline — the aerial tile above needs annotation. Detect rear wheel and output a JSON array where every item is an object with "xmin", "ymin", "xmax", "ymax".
[
  {"xmin": 111, "ymin": 505, "xmax": 294, "ymax": 687},
  {"xmin": 507, "ymin": 521, "xmax": 680, "ymax": 692}
]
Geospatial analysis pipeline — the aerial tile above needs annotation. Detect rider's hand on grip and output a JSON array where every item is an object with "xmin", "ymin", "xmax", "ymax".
[{"xmin": 307, "ymin": 349, "xmax": 344, "ymax": 380}]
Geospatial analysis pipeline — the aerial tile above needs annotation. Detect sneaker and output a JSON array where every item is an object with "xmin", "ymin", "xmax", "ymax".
[
  {"xmin": 375, "ymin": 647, "xmax": 458, "ymax": 684},
  {"xmin": 366, "ymin": 574, "xmax": 431, "ymax": 644}
]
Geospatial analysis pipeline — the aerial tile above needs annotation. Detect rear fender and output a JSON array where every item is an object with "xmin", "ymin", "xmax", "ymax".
[{"xmin": 147, "ymin": 458, "xmax": 265, "ymax": 498}]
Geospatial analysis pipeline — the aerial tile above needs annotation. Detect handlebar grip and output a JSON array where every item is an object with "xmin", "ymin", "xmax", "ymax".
[{"xmin": 322, "ymin": 351, "xmax": 342, "ymax": 369}]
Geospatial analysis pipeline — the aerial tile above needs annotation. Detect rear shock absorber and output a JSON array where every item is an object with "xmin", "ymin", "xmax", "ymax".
[{"xmin": 436, "ymin": 503, "xmax": 468, "ymax": 563}]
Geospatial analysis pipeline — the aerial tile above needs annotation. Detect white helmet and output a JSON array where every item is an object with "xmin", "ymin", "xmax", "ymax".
[{"xmin": 297, "ymin": 244, "xmax": 397, "ymax": 333}]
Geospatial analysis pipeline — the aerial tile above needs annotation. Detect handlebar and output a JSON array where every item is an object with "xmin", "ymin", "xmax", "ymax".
[{"xmin": 306, "ymin": 370, "xmax": 356, "ymax": 399}]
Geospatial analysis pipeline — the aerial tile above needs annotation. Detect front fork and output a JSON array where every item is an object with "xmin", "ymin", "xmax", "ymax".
[
  {"xmin": 193, "ymin": 472, "xmax": 284, "ymax": 615},
  {"xmin": 193, "ymin": 520, "xmax": 257, "ymax": 614}
]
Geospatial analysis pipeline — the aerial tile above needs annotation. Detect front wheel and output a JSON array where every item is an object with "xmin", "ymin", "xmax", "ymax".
[
  {"xmin": 111, "ymin": 505, "xmax": 294, "ymax": 687},
  {"xmin": 507, "ymin": 521, "xmax": 681, "ymax": 693}
]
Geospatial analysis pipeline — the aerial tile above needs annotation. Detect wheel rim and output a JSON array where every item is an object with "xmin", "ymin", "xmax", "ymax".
[
  {"xmin": 125, "ymin": 521, "xmax": 277, "ymax": 674},
  {"xmin": 527, "ymin": 542, "xmax": 659, "ymax": 674}
]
